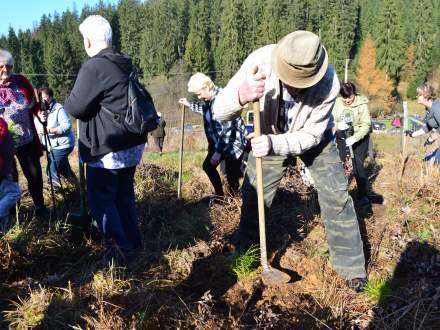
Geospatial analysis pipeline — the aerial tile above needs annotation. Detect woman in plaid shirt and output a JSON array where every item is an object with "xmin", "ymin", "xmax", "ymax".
[{"xmin": 179, "ymin": 73, "xmax": 247, "ymax": 197}]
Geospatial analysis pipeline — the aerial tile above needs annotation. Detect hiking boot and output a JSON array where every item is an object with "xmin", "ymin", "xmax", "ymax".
[
  {"xmin": 346, "ymin": 277, "xmax": 368, "ymax": 293},
  {"xmin": 368, "ymin": 192, "xmax": 384, "ymax": 205}
]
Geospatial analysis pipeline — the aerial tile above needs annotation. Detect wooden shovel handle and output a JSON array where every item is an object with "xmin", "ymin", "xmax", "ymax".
[{"xmin": 253, "ymin": 101, "xmax": 269, "ymax": 270}]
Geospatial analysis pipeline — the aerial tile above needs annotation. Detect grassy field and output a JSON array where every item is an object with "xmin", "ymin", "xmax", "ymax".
[{"xmin": 0, "ymin": 131, "xmax": 439, "ymax": 329}]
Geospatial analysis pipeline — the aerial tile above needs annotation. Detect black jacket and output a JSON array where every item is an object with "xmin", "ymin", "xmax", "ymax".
[{"xmin": 65, "ymin": 48, "xmax": 146, "ymax": 162}]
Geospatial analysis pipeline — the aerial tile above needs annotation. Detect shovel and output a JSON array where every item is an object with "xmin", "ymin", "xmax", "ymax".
[
  {"xmin": 252, "ymin": 101, "xmax": 291, "ymax": 286},
  {"xmin": 66, "ymin": 120, "xmax": 92, "ymax": 233}
]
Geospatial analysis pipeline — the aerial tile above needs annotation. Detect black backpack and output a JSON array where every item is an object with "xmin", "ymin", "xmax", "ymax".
[{"xmin": 101, "ymin": 55, "xmax": 159, "ymax": 136}]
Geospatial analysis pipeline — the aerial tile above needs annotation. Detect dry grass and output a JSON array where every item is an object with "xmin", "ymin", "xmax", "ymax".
[{"xmin": 1, "ymin": 134, "xmax": 439, "ymax": 329}]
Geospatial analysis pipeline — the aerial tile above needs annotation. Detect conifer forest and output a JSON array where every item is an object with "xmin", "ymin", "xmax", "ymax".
[{"xmin": 1, "ymin": 0, "xmax": 439, "ymax": 107}]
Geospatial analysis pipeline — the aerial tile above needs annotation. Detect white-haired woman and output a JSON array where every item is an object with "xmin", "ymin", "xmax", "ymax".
[
  {"xmin": 0, "ymin": 49, "xmax": 47, "ymax": 217},
  {"xmin": 178, "ymin": 73, "xmax": 247, "ymax": 198}
]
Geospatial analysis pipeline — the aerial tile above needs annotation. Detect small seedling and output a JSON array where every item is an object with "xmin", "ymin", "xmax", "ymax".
[
  {"xmin": 363, "ymin": 278, "xmax": 393, "ymax": 305},
  {"xmin": 231, "ymin": 245, "xmax": 260, "ymax": 280},
  {"xmin": 415, "ymin": 226, "xmax": 433, "ymax": 243}
]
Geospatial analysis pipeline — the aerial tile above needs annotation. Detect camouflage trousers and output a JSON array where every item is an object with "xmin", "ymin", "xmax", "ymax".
[{"xmin": 239, "ymin": 136, "xmax": 366, "ymax": 280}]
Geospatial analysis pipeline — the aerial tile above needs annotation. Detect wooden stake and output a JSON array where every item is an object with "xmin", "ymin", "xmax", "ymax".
[{"xmin": 177, "ymin": 103, "xmax": 186, "ymax": 199}]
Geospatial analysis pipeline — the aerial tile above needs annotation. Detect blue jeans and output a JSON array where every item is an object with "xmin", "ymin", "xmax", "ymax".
[
  {"xmin": 86, "ymin": 165, "xmax": 142, "ymax": 257},
  {"xmin": 47, "ymin": 146, "xmax": 75, "ymax": 186}
]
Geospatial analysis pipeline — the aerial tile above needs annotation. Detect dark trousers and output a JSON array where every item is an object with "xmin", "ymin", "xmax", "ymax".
[
  {"xmin": 202, "ymin": 147, "xmax": 242, "ymax": 196},
  {"xmin": 86, "ymin": 165, "xmax": 142, "ymax": 257},
  {"xmin": 153, "ymin": 137, "xmax": 164, "ymax": 153},
  {"xmin": 13, "ymin": 141, "xmax": 45, "ymax": 208},
  {"xmin": 336, "ymin": 134, "xmax": 370, "ymax": 199},
  {"xmin": 47, "ymin": 146, "xmax": 76, "ymax": 186}
]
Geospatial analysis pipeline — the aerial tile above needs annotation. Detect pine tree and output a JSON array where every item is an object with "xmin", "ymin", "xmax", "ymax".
[
  {"xmin": 118, "ymin": 0, "xmax": 144, "ymax": 68},
  {"xmin": 406, "ymin": 0, "xmax": 435, "ymax": 98},
  {"xmin": 7, "ymin": 27, "xmax": 21, "ymax": 73},
  {"xmin": 375, "ymin": 0, "xmax": 406, "ymax": 84},
  {"xmin": 18, "ymin": 30, "xmax": 46, "ymax": 87},
  {"xmin": 44, "ymin": 16, "xmax": 76, "ymax": 99},
  {"xmin": 241, "ymin": 0, "xmax": 264, "ymax": 52},
  {"xmin": 257, "ymin": 0, "xmax": 287, "ymax": 46},
  {"xmin": 184, "ymin": 0, "xmax": 210, "ymax": 72},
  {"xmin": 140, "ymin": 0, "xmax": 181, "ymax": 77},
  {"xmin": 214, "ymin": 0, "xmax": 247, "ymax": 84}
]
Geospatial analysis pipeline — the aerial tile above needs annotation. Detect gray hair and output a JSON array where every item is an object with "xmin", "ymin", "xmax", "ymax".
[
  {"xmin": 187, "ymin": 73, "xmax": 214, "ymax": 93},
  {"xmin": 0, "ymin": 49, "xmax": 14, "ymax": 66},
  {"xmin": 79, "ymin": 15, "xmax": 112, "ymax": 45}
]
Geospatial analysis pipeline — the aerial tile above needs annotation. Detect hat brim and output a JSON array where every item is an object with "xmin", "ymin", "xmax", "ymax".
[{"xmin": 272, "ymin": 44, "xmax": 329, "ymax": 89}]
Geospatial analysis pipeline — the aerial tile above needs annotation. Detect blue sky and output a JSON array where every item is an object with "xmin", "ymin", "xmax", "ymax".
[{"xmin": 0, "ymin": 0, "xmax": 119, "ymax": 36}]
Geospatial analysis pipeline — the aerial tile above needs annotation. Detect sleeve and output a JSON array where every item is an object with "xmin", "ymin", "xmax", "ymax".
[
  {"xmin": 64, "ymin": 61, "xmax": 104, "ymax": 120},
  {"xmin": 55, "ymin": 105, "xmax": 72, "ymax": 134},
  {"xmin": 353, "ymin": 102, "xmax": 371, "ymax": 142},
  {"xmin": 189, "ymin": 102, "xmax": 204, "ymax": 116},
  {"xmin": 332, "ymin": 98, "xmax": 343, "ymax": 128},
  {"xmin": 212, "ymin": 47, "xmax": 272, "ymax": 121},
  {"xmin": 433, "ymin": 107, "xmax": 440, "ymax": 133}
]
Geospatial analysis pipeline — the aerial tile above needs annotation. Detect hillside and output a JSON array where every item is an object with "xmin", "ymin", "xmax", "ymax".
[{"xmin": 0, "ymin": 133, "xmax": 439, "ymax": 329}]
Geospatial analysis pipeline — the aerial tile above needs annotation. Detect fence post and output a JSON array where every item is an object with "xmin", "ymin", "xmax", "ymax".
[{"xmin": 402, "ymin": 101, "xmax": 408, "ymax": 154}]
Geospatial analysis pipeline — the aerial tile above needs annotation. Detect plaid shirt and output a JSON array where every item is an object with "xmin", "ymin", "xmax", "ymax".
[{"xmin": 189, "ymin": 86, "xmax": 247, "ymax": 159}]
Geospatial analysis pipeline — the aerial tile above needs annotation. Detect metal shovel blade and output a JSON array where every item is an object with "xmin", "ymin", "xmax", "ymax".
[{"xmin": 261, "ymin": 266, "xmax": 291, "ymax": 286}]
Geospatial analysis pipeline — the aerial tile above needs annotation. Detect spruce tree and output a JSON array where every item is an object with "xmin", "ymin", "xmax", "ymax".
[
  {"xmin": 184, "ymin": 0, "xmax": 210, "ymax": 73},
  {"xmin": 214, "ymin": 0, "xmax": 247, "ymax": 84},
  {"xmin": 257, "ymin": 0, "xmax": 287, "ymax": 47},
  {"xmin": 406, "ymin": 0, "xmax": 435, "ymax": 98},
  {"xmin": 118, "ymin": 0, "xmax": 144, "ymax": 68},
  {"xmin": 375, "ymin": 0, "xmax": 406, "ymax": 84},
  {"xmin": 140, "ymin": 0, "xmax": 181, "ymax": 78},
  {"xmin": 7, "ymin": 27, "xmax": 21, "ymax": 73}
]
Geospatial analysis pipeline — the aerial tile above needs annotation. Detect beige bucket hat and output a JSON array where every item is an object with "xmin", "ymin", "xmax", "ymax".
[{"xmin": 272, "ymin": 30, "xmax": 328, "ymax": 89}]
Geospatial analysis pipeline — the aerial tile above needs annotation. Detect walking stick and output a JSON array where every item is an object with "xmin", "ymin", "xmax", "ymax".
[
  {"xmin": 253, "ymin": 101, "xmax": 290, "ymax": 285},
  {"xmin": 177, "ymin": 103, "xmax": 186, "ymax": 199}
]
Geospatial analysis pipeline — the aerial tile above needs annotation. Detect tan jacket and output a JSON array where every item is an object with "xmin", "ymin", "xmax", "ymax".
[{"xmin": 212, "ymin": 45, "xmax": 340, "ymax": 156}]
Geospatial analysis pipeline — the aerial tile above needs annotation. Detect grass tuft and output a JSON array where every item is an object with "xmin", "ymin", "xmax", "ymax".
[
  {"xmin": 231, "ymin": 245, "xmax": 260, "ymax": 281},
  {"xmin": 364, "ymin": 278, "xmax": 393, "ymax": 305},
  {"xmin": 4, "ymin": 287, "xmax": 53, "ymax": 329}
]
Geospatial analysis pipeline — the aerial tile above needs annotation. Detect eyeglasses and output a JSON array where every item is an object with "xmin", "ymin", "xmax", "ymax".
[{"xmin": 0, "ymin": 64, "xmax": 12, "ymax": 70}]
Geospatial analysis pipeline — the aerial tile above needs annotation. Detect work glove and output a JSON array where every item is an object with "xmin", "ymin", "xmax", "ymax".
[
  {"xmin": 404, "ymin": 130, "xmax": 413, "ymax": 137},
  {"xmin": 337, "ymin": 121, "xmax": 350, "ymax": 131},
  {"xmin": 345, "ymin": 136, "xmax": 357, "ymax": 147},
  {"xmin": 424, "ymin": 137, "xmax": 434, "ymax": 147}
]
